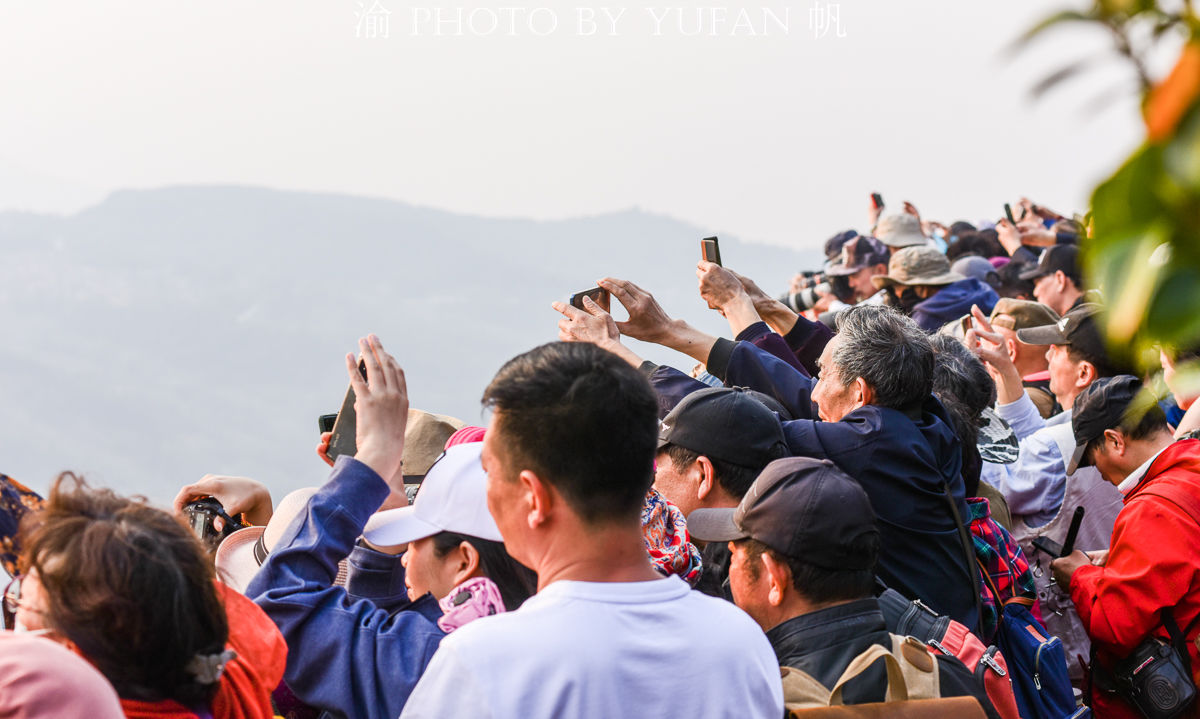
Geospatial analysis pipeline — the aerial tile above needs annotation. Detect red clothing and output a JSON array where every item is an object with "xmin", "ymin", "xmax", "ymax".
[
  {"xmin": 1070, "ymin": 439, "xmax": 1200, "ymax": 718},
  {"xmin": 120, "ymin": 582, "xmax": 287, "ymax": 719}
]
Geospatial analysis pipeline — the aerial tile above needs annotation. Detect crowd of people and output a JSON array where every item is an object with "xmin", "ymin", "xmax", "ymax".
[{"xmin": 3, "ymin": 196, "xmax": 1200, "ymax": 719}]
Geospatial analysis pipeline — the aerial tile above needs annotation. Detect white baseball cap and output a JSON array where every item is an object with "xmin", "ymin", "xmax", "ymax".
[{"xmin": 362, "ymin": 442, "xmax": 502, "ymax": 547}]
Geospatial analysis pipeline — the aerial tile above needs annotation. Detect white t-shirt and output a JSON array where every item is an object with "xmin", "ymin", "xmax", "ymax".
[{"xmin": 400, "ymin": 576, "xmax": 783, "ymax": 719}]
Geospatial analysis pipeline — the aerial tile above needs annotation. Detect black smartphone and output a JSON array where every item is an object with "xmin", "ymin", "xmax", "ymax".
[
  {"xmin": 570, "ymin": 287, "xmax": 609, "ymax": 311},
  {"xmin": 184, "ymin": 497, "xmax": 246, "ymax": 553},
  {"xmin": 871, "ymin": 192, "xmax": 885, "ymax": 210},
  {"xmin": 318, "ymin": 413, "xmax": 337, "ymax": 434},
  {"xmin": 1031, "ymin": 507, "xmax": 1086, "ymax": 558},
  {"xmin": 327, "ymin": 359, "xmax": 368, "ymax": 462},
  {"xmin": 701, "ymin": 236, "xmax": 722, "ymax": 266},
  {"xmin": 1004, "ymin": 203, "xmax": 1016, "ymax": 224},
  {"xmin": 1031, "ymin": 535, "xmax": 1063, "ymax": 558}
]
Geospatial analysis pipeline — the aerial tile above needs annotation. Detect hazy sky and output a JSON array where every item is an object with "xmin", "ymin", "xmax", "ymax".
[{"xmin": 0, "ymin": 0, "xmax": 1164, "ymax": 250}]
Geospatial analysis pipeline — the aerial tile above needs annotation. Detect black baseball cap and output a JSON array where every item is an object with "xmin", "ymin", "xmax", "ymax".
[
  {"xmin": 1019, "ymin": 245, "xmax": 1079, "ymax": 281},
  {"xmin": 1067, "ymin": 375, "xmax": 1150, "ymax": 474},
  {"xmin": 1016, "ymin": 303, "xmax": 1108, "ymax": 368},
  {"xmin": 657, "ymin": 387, "xmax": 788, "ymax": 469},
  {"xmin": 687, "ymin": 457, "xmax": 879, "ymax": 570}
]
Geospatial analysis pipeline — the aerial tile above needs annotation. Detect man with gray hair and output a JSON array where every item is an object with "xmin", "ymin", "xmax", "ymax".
[{"xmin": 555, "ymin": 278, "xmax": 980, "ymax": 632}]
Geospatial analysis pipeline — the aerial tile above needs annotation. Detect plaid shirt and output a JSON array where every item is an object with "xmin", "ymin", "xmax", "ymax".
[{"xmin": 969, "ymin": 497, "xmax": 1038, "ymax": 642}]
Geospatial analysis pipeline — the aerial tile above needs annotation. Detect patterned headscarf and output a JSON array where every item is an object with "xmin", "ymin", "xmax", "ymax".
[
  {"xmin": 641, "ymin": 488, "xmax": 703, "ymax": 586},
  {"xmin": 0, "ymin": 475, "xmax": 43, "ymax": 577}
]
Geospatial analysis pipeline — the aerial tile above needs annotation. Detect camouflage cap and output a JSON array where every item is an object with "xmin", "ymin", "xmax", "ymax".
[{"xmin": 989, "ymin": 298, "xmax": 1060, "ymax": 335}]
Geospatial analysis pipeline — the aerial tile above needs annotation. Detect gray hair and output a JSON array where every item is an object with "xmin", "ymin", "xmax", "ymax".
[{"xmin": 832, "ymin": 305, "xmax": 934, "ymax": 410}]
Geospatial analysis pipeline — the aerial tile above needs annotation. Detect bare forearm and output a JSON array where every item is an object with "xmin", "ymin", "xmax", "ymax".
[
  {"xmin": 994, "ymin": 364, "xmax": 1027, "ymax": 405},
  {"xmin": 754, "ymin": 298, "xmax": 799, "ymax": 337},
  {"xmin": 661, "ymin": 319, "xmax": 719, "ymax": 365},
  {"xmin": 723, "ymin": 295, "xmax": 763, "ymax": 337}
]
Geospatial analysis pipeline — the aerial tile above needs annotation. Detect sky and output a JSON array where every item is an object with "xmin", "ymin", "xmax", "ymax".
[{"xmin": 0, "ymin": 0, "xmax": 1166, "ymax": 250}]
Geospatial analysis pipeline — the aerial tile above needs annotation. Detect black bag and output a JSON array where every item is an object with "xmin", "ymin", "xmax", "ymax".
[{"xmin": 1108, "ymin": 611, "xmax": 1196, "ymax": 719}]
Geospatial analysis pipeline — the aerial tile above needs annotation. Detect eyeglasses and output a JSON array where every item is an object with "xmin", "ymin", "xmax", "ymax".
[{"xmin": 2, "ymin": 574, "xmax": 20, "ymax": 629}]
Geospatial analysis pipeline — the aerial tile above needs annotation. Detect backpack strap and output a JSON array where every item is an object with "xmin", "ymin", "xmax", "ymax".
[
  {"xmin": 943, "ymin": 482, "xmax": 984, "ymax": 635},
  {"xmin": 829, "ymin": 643, "xmax": 907, "ymax": 705},
  {"xmin": 781, "ymin": 666, "xmax": 837, "ymax": 709}
]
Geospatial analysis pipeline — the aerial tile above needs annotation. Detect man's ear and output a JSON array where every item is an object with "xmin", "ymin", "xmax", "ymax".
[
  {"xmin": 853, "ymin": 376, "xmax": 874, "ymax": 408},
  {"xmin": 1077, "ymin": 360, "xmax": 1098, "ymax": 389},
  {"xmin": 695, "ymin": 456, "xmax": 715, "ymax": 502},
  {"xmin": 1005, "ymin": 337, "xmax": 1019, "ymax": 364},
  {"xmin": 760, "ymin": 551, "xmax": 792, "ymax": 607},
  {"xmin": 1054, "ymin": 270, "xmax": 1069, "ymax": 292},
  {"xmin": 1104, "ymin": 428, "xmax": 1128, "ymax": 458},
  {"xmin": 520, "ymin": 470, "xmax": 552, "ymax": 529}
]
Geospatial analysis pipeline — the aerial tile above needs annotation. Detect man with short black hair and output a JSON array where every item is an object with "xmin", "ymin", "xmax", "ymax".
[
  {"xmin": 1051, "ymin": 376, "xmax": 1200, "ymax": 719},
  {"xmin": 654, "ymin": 386, "xmax": 789, "ymax": 597},
  {"xmin": 401, "ymin": 342, "xmax": 783, "ymax": 719},
  {"xmin": 689, "ymin": 456, "xmax": 998, "ymax": 716}
]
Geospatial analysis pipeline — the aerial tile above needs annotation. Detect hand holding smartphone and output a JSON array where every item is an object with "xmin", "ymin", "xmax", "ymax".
[{"xmin": 871, "ymin": 192, "xmax": 885, "ymax": 211}]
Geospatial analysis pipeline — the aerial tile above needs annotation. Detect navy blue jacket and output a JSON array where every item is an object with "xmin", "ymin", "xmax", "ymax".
[
  {"xmin": 652, "ymin": 339, "xmax": 979, "ymax": 633},
  {"xmin": 247, "ymin": 456, "xmax": 446, "ymax": 719},
  {"xmin": 912, "ymin": 278, "xmax": 998, "ymax": 333}
]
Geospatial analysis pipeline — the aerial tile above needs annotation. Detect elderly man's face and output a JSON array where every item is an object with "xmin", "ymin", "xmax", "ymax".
[{"xmin": 812, "ymin": 336, "xmax": 860, "ymax": 422}]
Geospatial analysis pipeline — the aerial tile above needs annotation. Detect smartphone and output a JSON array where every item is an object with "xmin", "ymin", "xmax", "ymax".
[
  {"xmin": 701, "ymin": 236, "xmax": 722, "ymax": 266},
  {"xmin": 318, "ymin": 413, "xmax": 337, "ymax": 434},
  {"xmin": 326, "ymin": 359, "xmax": 368, "ymax": 462},
  {"xmin": 570, "ymin": 287, "xmax": 609, "ymax": 311},
  {"xmin": 1031, "ymin": 535, "xmax": 1063, "ymax": 558},
  {"xmin": 1004, "ymin": 203, "xmax": 1015, "ymax": 224},
  {"xmin": 960, "ymin": 315, "xmax": 973, "ymax": 336},
  {"xmin": 871, "ymin": 192, "xmax": 884, "ymax": 211}
]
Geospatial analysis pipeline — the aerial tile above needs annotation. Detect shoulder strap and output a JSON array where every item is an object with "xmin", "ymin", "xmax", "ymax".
[
  {"xmin": 1137, "ymin": 482, "xmax": 1200, "ymax": 526},
  {"xmin": 943, "ymin": 482, "xmax": 984, "ymax": 635},
  {"xmin": 890, "ymin": 634, "xmax": 941, "ymax": 701},
  {"xmin": 781, "ymin": 666, "xmax": 836, "ymax": 709},
  {"xmin": 829, "ymin": 643, "xmax": 907, "ymax": 705},
  {"xmin": 976, "ymin": 557, "xmax": 1035, "ymax": 610}
]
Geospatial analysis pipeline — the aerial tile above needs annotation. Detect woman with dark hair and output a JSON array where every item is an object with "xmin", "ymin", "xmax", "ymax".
[{"xmin": 13, "ymin": 473, "xmax": 286, "ymax": 719}]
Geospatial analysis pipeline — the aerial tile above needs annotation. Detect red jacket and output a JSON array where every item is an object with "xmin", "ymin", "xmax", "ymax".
[{"xmin": 1070, "ymin": 438, "xmax": 1200, "ymax": 718}]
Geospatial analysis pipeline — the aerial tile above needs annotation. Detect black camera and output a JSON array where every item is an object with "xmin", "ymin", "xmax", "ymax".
[{"xmin": 183, "ymin": 497, "xmax": 246, "ymax": 553}]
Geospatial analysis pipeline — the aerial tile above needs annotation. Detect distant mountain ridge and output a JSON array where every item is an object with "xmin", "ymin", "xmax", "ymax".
[{"xmin": 0, "ymin": 185, "xmax": 820, "ymax": 503}]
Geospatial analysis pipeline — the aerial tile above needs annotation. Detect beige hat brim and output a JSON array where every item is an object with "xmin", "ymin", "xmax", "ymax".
[
  {"xmin": 214, "ymin": 525, "xmax": 266, "ymax": 595},
  {"xmin": 879, "ymin": 232, "xmax": 928, "ymax": 249},
  {"xmin": 872, "ymin": 270, "xmax": 965, "ymax": 290}
]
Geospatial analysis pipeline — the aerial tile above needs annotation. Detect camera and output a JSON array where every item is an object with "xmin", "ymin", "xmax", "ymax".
[{"xmin": 184, "ymin": 497, "xmax": 246, "ymax": 553}]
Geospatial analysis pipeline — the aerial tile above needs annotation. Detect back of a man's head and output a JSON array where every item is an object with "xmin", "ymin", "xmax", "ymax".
[
  {"xmin": 482, "ymin": 341, "xmax": 658, "ymax": 525},
  {"xmin": 833, "ymin": 304, "xmax": 934, "ymax": 411}
]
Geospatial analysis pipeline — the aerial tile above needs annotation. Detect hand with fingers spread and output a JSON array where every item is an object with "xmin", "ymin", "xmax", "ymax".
[
  {"xmin": 173, "ymin": 474, "xmax": 274, "ymax": 528},
  {"xmin": 730, "ymin": 269, "xmax": 800, "ymax": 336},
  {"xmin": 596, "ymin": 277, "xmax": 679, "ymax": 345},
  {"xmin": 596, "ymin": 277, "xmax": 721, "ymax": 365},
  {"xmin": 963, "ymin": 305, "xmax": 1025, "ymax": 405},
  {"xmin": 348, "ymin": 335, "xmax": 410, "ymax": 493}
]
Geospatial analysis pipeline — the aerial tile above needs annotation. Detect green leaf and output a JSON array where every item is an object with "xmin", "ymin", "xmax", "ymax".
[{"xmin": 1012, "ymin": 9, "xmax": 1101, "ymax": 49}]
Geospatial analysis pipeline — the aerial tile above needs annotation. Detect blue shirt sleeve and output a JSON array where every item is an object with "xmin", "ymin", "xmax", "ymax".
[{"xmin": 246, "ymin": 456, "xmax": 447, "ymax": 719}]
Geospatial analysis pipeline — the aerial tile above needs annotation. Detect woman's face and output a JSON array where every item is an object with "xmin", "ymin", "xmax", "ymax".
[{"xmin": 401, "ymin": 536, "xmax": 464, "ymax": 602}]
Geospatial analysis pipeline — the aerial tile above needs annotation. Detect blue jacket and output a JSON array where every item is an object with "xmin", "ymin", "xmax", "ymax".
[
  {"xmin": 246, "ymin": 456, "xmax": 446, "ymax": 719},
  {"xmin": 912, "ymin": 278, "xmax": 998, "ymax": 333},
  {"xmin": 653, "ymin": 339, "xmax": 979, "ymax": 632}
]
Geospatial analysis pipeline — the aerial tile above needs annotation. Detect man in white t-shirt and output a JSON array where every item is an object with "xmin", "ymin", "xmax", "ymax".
[{"xmin": 401, "ymin": 340, "xmax": 783, "ymax": 719}]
